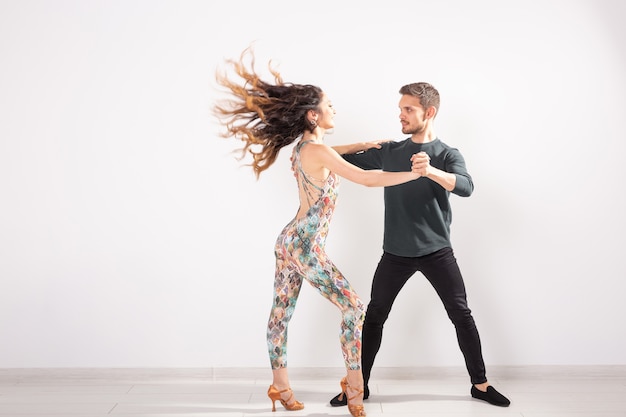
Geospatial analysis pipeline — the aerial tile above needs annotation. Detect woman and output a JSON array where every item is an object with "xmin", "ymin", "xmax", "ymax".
[{"xmin": 214, "ymin": 48, "xmax": 420, "ymax": 417}]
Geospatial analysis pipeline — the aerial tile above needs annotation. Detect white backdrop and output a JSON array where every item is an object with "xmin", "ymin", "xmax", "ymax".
[{"xmin": 1, "ymin": 0, "xmax": 625, "ymax": 369}]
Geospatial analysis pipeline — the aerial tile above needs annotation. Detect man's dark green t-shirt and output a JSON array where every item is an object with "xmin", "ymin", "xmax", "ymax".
[{"xmin": 342, "ymin": 138, "xmax": 473, "ymax": 257}]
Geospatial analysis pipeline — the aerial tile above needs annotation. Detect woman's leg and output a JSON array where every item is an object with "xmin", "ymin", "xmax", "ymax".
[
  {"xmin": 305, "ymin": 256, "xmax": 365, "ymax": 369},
  {"xmin": 266, "ymin": 248, "xmax": 304, "ymax": 407},
  {"xmin": 267, "ymin": 266, "xmax": 303, "ymax": 370},
  {"xmin": 304, "ymin": 255, "xmax": 366, "ymax": 406}
]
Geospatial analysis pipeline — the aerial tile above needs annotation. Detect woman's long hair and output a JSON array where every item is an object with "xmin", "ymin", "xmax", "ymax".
[{"xmin": 214, "ymin": 48, "xmax": 323, "ymax": 178}]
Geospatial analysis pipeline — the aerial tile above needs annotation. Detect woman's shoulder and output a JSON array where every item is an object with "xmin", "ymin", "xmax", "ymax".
[{"xmin": 300, "ymin": 140, "xmax": 333, "ymax": 155}]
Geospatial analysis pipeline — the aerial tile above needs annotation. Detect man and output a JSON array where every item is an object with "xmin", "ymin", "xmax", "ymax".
[{"xmin": 329, "ymin": 82, "xmax": 510, "ymax": 407}]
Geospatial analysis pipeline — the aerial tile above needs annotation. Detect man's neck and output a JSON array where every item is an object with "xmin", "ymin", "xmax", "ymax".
[{"xmin": 410, "ymin": 130, "xmax": 436, "ymax": 144}]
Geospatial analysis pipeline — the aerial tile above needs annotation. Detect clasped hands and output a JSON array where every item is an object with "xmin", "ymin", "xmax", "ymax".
[{"xmin": 411, "ymin": 151, "xmax": 431, "ymax": 177}]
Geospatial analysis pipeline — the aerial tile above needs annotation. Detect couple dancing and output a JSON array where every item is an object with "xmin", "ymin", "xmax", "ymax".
[{"xmin": 214, "ymin": 48, "xmax": 510, "ymax": 416}]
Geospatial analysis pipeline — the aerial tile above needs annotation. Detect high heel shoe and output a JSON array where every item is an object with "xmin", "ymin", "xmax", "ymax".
[
  {"xmin": 340, "ymin": 377, "xmax": 367, "ymax": 417},
  {"xmin": 267, "ymin": 384, "xmax": 304, "ymax": 412}
]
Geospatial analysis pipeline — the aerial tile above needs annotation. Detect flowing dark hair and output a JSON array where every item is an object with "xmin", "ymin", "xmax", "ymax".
[{"xmin": 214, "ymin": 47, "xmax": 323, "ymax": 178}]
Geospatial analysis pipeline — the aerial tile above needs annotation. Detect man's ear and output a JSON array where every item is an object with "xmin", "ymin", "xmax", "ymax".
[{"xmin": 425, "ymin": 106, "xmax": 437, "ymax": 120}]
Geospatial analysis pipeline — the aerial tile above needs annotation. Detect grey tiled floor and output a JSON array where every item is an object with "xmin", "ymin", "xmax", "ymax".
[{"xmin": 0, "ymin": 366, "xmax": 625, "ymax": 416}]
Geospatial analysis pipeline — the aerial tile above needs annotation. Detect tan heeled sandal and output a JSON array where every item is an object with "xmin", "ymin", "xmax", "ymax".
[
  {"xmin": 340, "ymin": 377, "xmax": 367, "ymax": 417},
  {"xmin": 267, "ymin": 384, "xmax": 304, "ymax": 412}
]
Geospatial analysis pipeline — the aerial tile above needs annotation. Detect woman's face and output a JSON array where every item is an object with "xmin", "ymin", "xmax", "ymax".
[{"xmin": 316, "ymin": 93, "xmax": 336, "ymax": 129}]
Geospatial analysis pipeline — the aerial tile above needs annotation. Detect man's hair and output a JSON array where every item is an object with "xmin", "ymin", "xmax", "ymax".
[{"xmin": 399, "ymin": 82, "xmax": 440, "ymax": 114}]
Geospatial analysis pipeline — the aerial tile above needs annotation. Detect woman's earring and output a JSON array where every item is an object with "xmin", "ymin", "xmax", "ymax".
[{"xmin": 310, "ymin": 119, "xmax": 317, "ymax": 127}]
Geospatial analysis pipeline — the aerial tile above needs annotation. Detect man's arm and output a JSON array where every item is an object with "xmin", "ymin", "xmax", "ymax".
[
  {"xmin": 411, "ymin": 151, "xmax": 473, "ymax": 196},
  {"xmin": 332, "ymin": 140, "xmax": 391, "ymax": 155}
]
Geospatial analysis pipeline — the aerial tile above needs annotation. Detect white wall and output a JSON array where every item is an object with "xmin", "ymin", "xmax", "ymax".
[{"xmin": 1, "ymin": 0, "xmax": 625, "ymax": 369}]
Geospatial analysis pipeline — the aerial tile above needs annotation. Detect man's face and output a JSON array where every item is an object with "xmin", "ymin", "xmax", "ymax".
[{"xmin": 398, "ymin": 94, "xmax": 427, "ymax": 135}]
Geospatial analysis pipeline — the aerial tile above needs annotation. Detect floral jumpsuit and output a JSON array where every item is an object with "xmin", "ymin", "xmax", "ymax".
[{"xmin": 267, "ymin": 140, "xmax": 366, "ymax": 371}]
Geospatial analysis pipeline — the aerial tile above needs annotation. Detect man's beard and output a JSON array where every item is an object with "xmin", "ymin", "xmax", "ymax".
[{"xmin": 402, "ymin": 123, "xmax": 425, "ymax": 135}]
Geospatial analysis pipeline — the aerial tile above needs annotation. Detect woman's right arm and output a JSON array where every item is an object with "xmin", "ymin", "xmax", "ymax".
[{"xmin": 314, "ymin": 143, "xmax": 420, "ymax": 187}]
